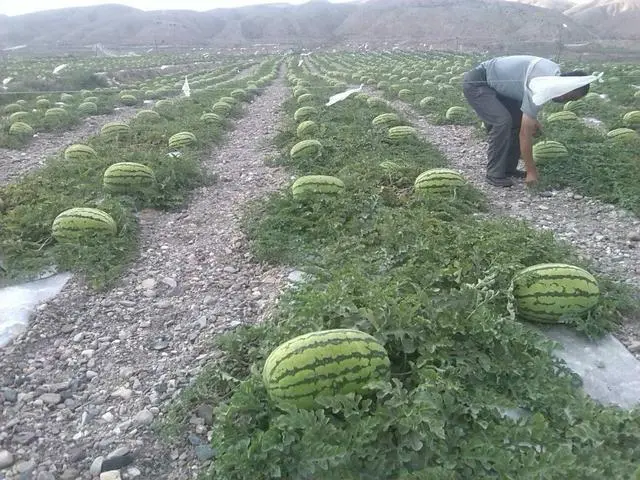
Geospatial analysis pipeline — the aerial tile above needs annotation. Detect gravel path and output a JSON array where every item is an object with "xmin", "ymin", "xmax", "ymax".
[
  {"xmin": 0, "ymin": 72, "xmax": 291, "ymax": 480},
  {"xmin": 388, "ymin": 99, "xmax": 640, "ymax": 346}
]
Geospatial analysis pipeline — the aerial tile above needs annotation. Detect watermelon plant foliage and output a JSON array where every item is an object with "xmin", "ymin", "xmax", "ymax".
[{"xmin": 163, "ymin": 57, "xmax": 640, "ymax": 480}]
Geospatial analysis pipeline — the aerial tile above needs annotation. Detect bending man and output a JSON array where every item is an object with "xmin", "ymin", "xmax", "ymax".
[{"xmin": 462, "ymin": 55, "xmax": 591, "ymax": 188}]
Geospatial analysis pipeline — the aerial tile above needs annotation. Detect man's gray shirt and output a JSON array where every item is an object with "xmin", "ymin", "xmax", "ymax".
[{"xmin": 480, "ymin": 55, "xmax": 561, "ymax": 118}]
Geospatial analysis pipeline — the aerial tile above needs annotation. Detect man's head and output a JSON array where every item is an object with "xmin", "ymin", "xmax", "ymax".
[{"xmin": 552, "ymin": 70, "xmax": 591, "ymax": 103}]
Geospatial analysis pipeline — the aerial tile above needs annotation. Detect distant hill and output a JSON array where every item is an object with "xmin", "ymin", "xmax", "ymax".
[{"xmin": 0, "ymin": 0, "xmax": 636, "ymax": 54}]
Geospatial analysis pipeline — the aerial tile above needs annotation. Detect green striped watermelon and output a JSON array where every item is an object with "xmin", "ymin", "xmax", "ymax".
[
  {"xmin": 103, "ymin": 162, "xmax": 155, "ymax": 194},
  {"xmin": 52, "ymin": 207, "xmax": 117, "ymax": 242},
  {"xmin": 200, "ymin": 112, "xmax": 224, "ymax": 126},
  {"xmin": 511, "ymin": 263, "xmax": 600, "ymax": 323},
  {"xmin": 64, "ymin": 144, "xmax": 97, "ymax": 160},
  {"xmin": 607, "ymin": 128, "xmax": 637, "ymax": 143},
  {"xmin": 35, "ymin": 98, "xmax": 51, "ymax": 110},
  {"xmin": 262, "ymin": 329, "xmax": 391, "ymax": 409},
  {"xmin": 212, "ymin": 101, "xmax": 233, "ymax": 117},
  {"xmin": 135, "ymin": 110, "xmax": 162, "ymax": 123},
  {"xmin": 3, "ymin": 103, "xmax": 23, "ymax": 114},
  {"xmin": 120, "ymin": 94, "xmax": 137, "ymax": 106},
  {"xmin": 563, "ymin": 99, "xmax": 586, "ymax": 113},
  {"xmin": 101, "ymin": 122, "xmax": 130, "ymax": 141},
  {"xmin": 372, "ymin": 113, "xmax": 401, "ymax": 128},
  {"xmin": 291, "ymin": 175, "xmax": 344, "ymax": 198},
  {"xmin": 445, "ymin": 106, "xmax": 467, "ymax": 122},
  {"xmin": 532, "ymin": 140, "xmax": 569, "ymax": 161},
  {"xmin": 623, "ymin": 111, "xmax": 640, "ymax": 127},
  {"xmin": 414, "ymin": 168, "xmax": 465, "ymax": 194},
  {"xmin": 296, "ymin": 120, "xmax": 318, "ymax": 138},
  {"xmin": 397, "ymin": 89, "xmax": 413, "ymax": 101},
  {"xmin": 546, "ymin": 111, "xmax": 579, "ymax": 123},
  {"xmin": 296, "ymin": 93, "xmax": 315, "ymax": 105},
  {"xmin": 388, "ymin": 126, "xmax": 417, "ymax": 141},
  {"xmin": 294, "ymin": 106, "xmax": 318, "ymax": 122},
  {"xmin": 366, "ymin": 97, "xmax": 387, "ymax": 108},
  {"xmin": 168, "ymin": 131, "xmax": 197, "ymax": 149},
  {"xmin": 419, "ymin": 97, "xmax": 435, "ymax": 108},
  {"xmin": 44, "ymin": 107, "xmax": 68, "ymax": 122},
  {"xmin": 9, "ymin": 111, "xmax": 29, "ymax": 124},
  {"xmin": 78, "ymin": 102, "xmax": 98, "ymax": 116},
  {"xmin": 290, "ymin": 139, "xmax": 322, "ymax": 160},
  {"xmin": 9, "ymin": 122, "xmax": 34, "ymax": 136}
]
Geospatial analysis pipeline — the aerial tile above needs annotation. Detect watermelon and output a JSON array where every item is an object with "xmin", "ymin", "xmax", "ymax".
[
  {"xmin": 212, "ymin": 101, "xmax": 233, "ymax": 117},
  {"xmin": 291, "ymin": 175, "xmax": 344, "ymax": 198},
  {"xmin": 60, "ymin": 93, "xmax": 74, "ymax": 103},
  {"xmin": 388, "ymin": 126, "xmax": 417, "ymax": 141},
  {"xmin": 120, "ymin": 94, "xmax": 137, "ymax": 106},
  {"xmin": 64, "ymin": 144, "xmax": 97, "ymax": 160},
  {"xmin": 200, "ymin": 112, "xmax": 224, "ymax": 126},
  {"xmin": 9, "ymin": 111, "xmax": 29, "ymax": 124},
  {"xmin": 103, "ymin": 162, "xmax": 155, "ymax": 194},
  {"xmin": 78, "ymin": 102, "xmax": 98, "ymax": 115},
  {"xmin": 35, "ymin": 98, "xmax": 51, "ymax": 110},
  {"xmin": 379, "ymin": 161, "xmax": 402, "ymax": 172},
  {"xmin": 296, "ymin": 120, "xmax": 318, "ymax": 138},
  {"xmin": 607, "ymin": 128, "xmax": 638, "ymax": 143},
  {"xmin": 546, "ymin": 111, "xmax": 579, "ymax": 123},
  {"xmin": 563, "ymin": 99, "xmax": 587, "ymax": 113},
  {"xmin": 294, "ymin": 106, "xmax": 318, "ymax": 122},
  {"xmin": 44, "ymin": 107, "xmax": 68, "ymax": 122},
  {"xmin": 398, "ymin": 89, "xmax": 413, "ymax": 101},
  {"xmin": 372, "ymin": 113, "xmax": 401, "ymax": 128},
  {"xmin": 511, "ymin": 263, "xmax": 600, "ymax": 323},
  {"xmin": 168, "ymin": 131, "xmax": 197, "ymax": 149},
  {"xmin": 296, "ymin": 93, "xmax": 315, "ymax": 105},
  {"xmin": 290, "ymin": 139, "xmax": 322, "ymax": 160},
  {"xmin": 419, "ymin": 97, "xmax": 435, "ymax": 108},
  {"xmin": 8, "ymin": 122, "xmax": 34, "ymax": 136},
  {"xmin": 154, "ymin": 99, "xmax": 174, "ymax": 116},
  {"xmin": 623, "ymin": 111, "xmax": 640, "ymax": 128},
  {"xmin": 230, "ymin": 89, "xmax": 247, "ymax": 101},
  {"xmin": 532, "ymin": 140, "xmax": 569, "ymax": 161},
  {"xmin": 3, "ymin": 103, "xmax": 23, "ymax": 114},
  {"xmin": 414, "ymin": 168, "xmax": 465, "ymax": 194},
  {"xmin": 52, "ymin": 207, "xmax": 117, "ymax": 242},
  {"xmin": 445, "ymin": 106, "xmax": 467, "ymax": 122},
  {"xmin": 101, "ymin": 122, "xmax": 130, "ymax": 141},
  {"xmin": 262, "ymin": 329, "xmax": 391, "ymax": 409},
  {"xmin": 136, "ymin": 110, "xmax": 162, "ymax": 123}
]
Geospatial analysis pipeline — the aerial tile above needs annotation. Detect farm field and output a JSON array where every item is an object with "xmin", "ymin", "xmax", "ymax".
[{"xmin": 1, "ymin": 50, "xmax": 640, "ymax": 479}]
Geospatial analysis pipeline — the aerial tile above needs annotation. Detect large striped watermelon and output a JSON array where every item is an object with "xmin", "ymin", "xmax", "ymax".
[
  {"xmin": 294, "ymin": 106, "xmax": 318, "ymax": 122},
  {"xmin": 262, "ymin": 329, "xmax": 391, "ymax": 409},
  {"xmin": 168, "ymin": 131, "xmax": 197, "ymax": 149},
  {"xmin": 511, "ymin": 263, "xmax": 600, "ymax": 323},
  {"xmin": 64, "ymin": 144, "xmax": 97, "ymax": 160},
  {"xmin": 103, "ymin": 162, "xmax": 155, "ymax": 194},
  {"xmin": 290, "ymin": 139, "xmax": 322, "ymax": 160},
  {"xmin": 291, "ymin": 175, "xmax": 344, "ymax": 198},
  {"xmin": 200, "ymin": 112, "xmax": 224, "ymax": 126},
  {"xmin": 532, "ymin": 140, "xmax": 569, "ymax": 162},
  {"xmin": 414, "ymin": 168, "xmax": 465, "ymax": 194},
  {"xmin": 212, "ymin": 101, "xmax": 233, "ymax": 117},
  {"xmin": 372, "ymin": 113, "xmax": 401, "ymax": 128},
  {"xmin": 101, "ymin": 122, "xmax": 130, "ymax": 141},
  {"xmin": 366, "ymin": 97, "xmax": 387, "ymax": 108},
  {"xmin": 546, "ymin": 111, "xmax": 579, "ymax": 123},
  {"xmin": 623, "ymin": 111, "xmax": 640, "ymax": 128},
  {"xmin": 296, "ymin": 120, "xmax": 318, "ymax": 138},
  {"xmin": 445, "ymin": 106, "xmax": 467, "ymax": 122},
  {"xmin": 52, "ymin": 207, "xmax": 117, "ymax": 242},
  {"xmin": 78, "ymin": 102, "xmax": 98, "ymax": 116},
  {"xmin": 136, "ymin": 110, "xmax": 162, "ymax": 123},
  {"xmin": 388, "ymin": 126, "xmax": 417, "ymax": 141},
  {"xmin": 8, "ymin": 122, "xmax": 34, "ymax": 136},
  {"xmin": 606, "ymin": 128, "xmax": 637, "ymax": 143}
]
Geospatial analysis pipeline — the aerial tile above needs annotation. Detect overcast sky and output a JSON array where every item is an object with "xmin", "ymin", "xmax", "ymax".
[{"xmin": 1, "ymin": 0, "xmax": 357, "ymax": 17}]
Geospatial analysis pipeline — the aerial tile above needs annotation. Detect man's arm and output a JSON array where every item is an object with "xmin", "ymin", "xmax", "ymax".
[{"xmin": 520, "ymin": 114, "xmax": 540, "ymax": 184}]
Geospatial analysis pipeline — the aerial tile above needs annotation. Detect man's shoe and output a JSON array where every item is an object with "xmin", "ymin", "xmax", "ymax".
[
  {"xmin": 507, "ymin": 170, "xmax": 527, "ymax": 179},
  {"xmin": 486, "ymin": 175, "xmax": 514, "ymax": 187}
]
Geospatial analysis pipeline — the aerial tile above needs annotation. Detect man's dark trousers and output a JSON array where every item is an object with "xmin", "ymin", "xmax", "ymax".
[{"xmin": 462, "ymin": 66, "xmax": 522, "ymax": 178}]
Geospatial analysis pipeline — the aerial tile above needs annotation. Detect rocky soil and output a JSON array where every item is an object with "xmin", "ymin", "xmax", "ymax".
[
  {"xmin": 0, "ymin": 75, "xmax": 292, "ymax": 479},
  {"xmin": 390, "ymin": 99, "xmax": 640, "ymax": 351}
]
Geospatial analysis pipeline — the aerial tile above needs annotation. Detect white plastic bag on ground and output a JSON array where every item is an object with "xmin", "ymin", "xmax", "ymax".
[
  {"xmin": 530, "ymin": 72, "xmax": 604, "ymax": 106},
  {"xmin": 182, "ymin": 75, "xmax": 190, "ymax": 97},
  {"xmin": 326, "ymin": 84, "xmax": 364, "ymax": 106}
]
